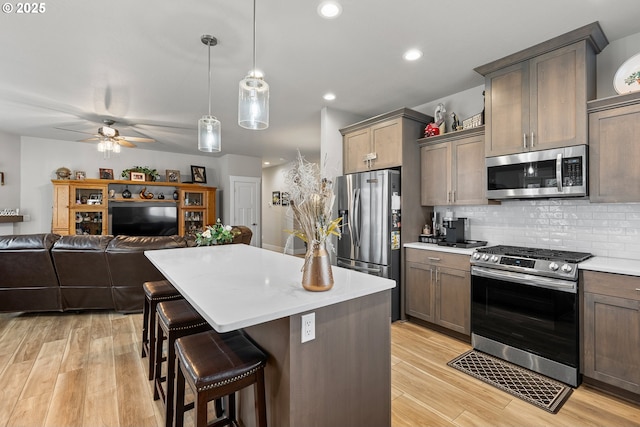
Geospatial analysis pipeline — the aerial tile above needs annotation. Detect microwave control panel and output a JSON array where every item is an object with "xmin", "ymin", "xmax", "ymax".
[{"xmin": 563, "ymin": 157, "xmax": 583, "ymax": 186}]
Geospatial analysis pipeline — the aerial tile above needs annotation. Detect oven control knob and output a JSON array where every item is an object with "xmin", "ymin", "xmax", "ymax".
[
  {"xmin": 472, "ymin": 253, "xmax": 481, "ymax": 260},
  {"xmin": 490, "ymin": 255, "xmax": 499, "ymax": 263},
  {"xmin": 549, "ymin": 262, "xmax": 559, "ymax": 271},
  {"xmin": 561, "ymin": 264, "xmax": 573, "ymax": 273},
  {"xmin": 481, "ymin": 254, "xmax": 490, "ymax": 261}
]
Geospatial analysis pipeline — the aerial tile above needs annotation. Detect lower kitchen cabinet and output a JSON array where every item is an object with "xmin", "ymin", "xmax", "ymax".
[
  {"xmin": 582, "ymin": 270, "xmax": 640, "ymax": 394},
  {"xmin": 405, "ymin": 248, "xmax": 470, "ymax": 335}
]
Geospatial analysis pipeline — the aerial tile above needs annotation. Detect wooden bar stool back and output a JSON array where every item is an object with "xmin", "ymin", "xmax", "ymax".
[
  {"xmin": 142, "ymin": 280, "xmax": 182, "ymax": 380},
  {"xmin": 174, "ymin": 330, "xmax": 268, "ymax": 427},
  {"xmin": 155, "ymin": 299, "xmax": 211, "ymax": 427}
]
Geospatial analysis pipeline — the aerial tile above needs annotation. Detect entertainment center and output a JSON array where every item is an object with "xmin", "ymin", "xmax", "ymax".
[{"xmin": 51, "ymin": 179, "xmax": 217, "ymax": 237}]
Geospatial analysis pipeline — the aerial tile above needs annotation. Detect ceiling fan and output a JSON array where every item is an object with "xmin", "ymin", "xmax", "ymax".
[{"xmin": 79, "ymin": 119, "xmax": 155, "ymax": 148}]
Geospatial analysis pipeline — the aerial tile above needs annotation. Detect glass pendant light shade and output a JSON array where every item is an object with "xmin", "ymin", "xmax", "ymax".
[
  {"xmin": 238, "ymin": 75, "xmax": 269, "ymax": 130},
  {"xmin": 198, "ymin": 114, "xmax": 221, "ymax": 152}
]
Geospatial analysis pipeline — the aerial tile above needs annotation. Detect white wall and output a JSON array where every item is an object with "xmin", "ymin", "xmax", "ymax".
[
  {"xmin": 261, "ymin": 163, "xmax": 299, "ymax": 253},
  {"xmin": 217, "ymin": 154, "xmax": 262, "ymax": 224},
  {"xmin": 16, "ymin": 136, "xmax": 261, "ymax": 234},
  {"xmin": 0, "ymin": 130, "xmax": 22, "ymax": 235}
]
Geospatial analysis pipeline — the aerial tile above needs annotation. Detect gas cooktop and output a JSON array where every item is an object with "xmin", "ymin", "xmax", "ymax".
[{"xmin": 475, "ymin": 245, "xmax": 592, "ymax": 263}]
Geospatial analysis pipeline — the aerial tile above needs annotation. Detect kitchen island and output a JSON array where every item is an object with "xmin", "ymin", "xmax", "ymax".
[{"xmin": 146, "ymin": 244, "xmax": 394, "ymax": 427}]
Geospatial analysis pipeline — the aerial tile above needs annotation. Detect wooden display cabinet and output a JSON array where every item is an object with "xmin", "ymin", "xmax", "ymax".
[
  {"xmin": 52, "ymin": 181, "xmax": 108, "ymax": 235},
  {"xmin": 52, "ymin": 179, "xmax": 216, "ymax": 237},
  {"xmin": 178, "ymin": 188, "xmax": 216, "ymax": 237}
]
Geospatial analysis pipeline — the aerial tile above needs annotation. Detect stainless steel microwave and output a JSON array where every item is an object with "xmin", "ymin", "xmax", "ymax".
[{"xmin": 486, "ymin": 145, "xmax": 587, "ymax": 199}]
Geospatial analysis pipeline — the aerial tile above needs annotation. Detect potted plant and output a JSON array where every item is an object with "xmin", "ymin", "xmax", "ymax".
[{"xmin": 121, "ymin": 166, "xmax": 160, "ymax": 182}]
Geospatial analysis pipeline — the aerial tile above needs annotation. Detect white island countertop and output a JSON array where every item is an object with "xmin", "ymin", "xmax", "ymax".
[{"xmin": 145, "ymin": 244, "xmax": 395, "ymax": 332}]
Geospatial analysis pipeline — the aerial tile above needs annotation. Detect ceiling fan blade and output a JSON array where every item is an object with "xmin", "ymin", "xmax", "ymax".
[
  {"xmin": 121, "ymin": 136, "xmax": 155, "ymax": 143},
  {"xmin": 79, "ymin": 137, "xmax": 100, "ymax": 142},
  {"xmin": 117, "ymin": 140, "xmax": 136, "ymax": 148},
  {"xmin": 55, "ymin": 127, "xmax": 96, "ymax": 135}
]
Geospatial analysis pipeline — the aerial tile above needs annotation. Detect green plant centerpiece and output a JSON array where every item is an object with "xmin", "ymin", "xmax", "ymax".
[
  {"xmin": 121, "ymin": 166, "xmax": 160, "ymax": 181},
  {"xmin": 194, "ymin": 219, "xmax": 239, "ymax": 246},
  {"xmin": 284, "ymin": 152, "xmax": 342, "ymax": 291}
]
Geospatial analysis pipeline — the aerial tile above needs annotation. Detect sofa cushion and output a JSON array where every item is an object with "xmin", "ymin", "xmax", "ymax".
[
  {"xmin": 106, "ymin": 235, "xmax": 187, "ymax": 313},
  {"xmin": 52, "ymin": 235, "xmax": 115, "ymax": 310},
  {"xmin": 0, "ymin": 233, "xmax": 61, "ymax": 312}
]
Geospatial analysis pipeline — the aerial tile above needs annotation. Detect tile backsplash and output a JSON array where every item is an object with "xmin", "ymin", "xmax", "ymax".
[{"xmin": 435, "ymin": 199, "xmax": 640, "ymax": 260}]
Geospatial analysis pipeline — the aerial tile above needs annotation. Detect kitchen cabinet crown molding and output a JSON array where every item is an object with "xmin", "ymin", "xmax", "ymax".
[
  {"xmin": 339, "ymin": 107, "xmax": 431, "ymax": 135},
  {"xmin": 474, "ymin": 21, "xmax": 608, "ymax": 76},
  {"xmin": 417, "ymin": 125, "xmax": 485, "ymax": 147},
  {"xmin": 587, "ymin": 91, "xmax": 640, "ymax": 113}
]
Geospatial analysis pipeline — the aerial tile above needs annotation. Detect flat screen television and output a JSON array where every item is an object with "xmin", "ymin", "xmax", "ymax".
[{"xmin": 110, "ymin": 204, "xmax": 178, "ymax": 236}]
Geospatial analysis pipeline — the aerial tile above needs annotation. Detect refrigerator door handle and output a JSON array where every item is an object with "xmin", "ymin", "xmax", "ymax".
[
  {"xmin": 337, "ymin": 260, "xmax": 382, "ymax": 274},
  {"xmin": 353, "ymin": 187, "xmax": 361, "ymax": 247}
]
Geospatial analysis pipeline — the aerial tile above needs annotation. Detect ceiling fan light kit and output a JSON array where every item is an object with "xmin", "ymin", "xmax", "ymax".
[
  {"xmin": 238, "ymin": 0, "xmax": 269, "ymax": 130},
  {"xmin": 198, "ymin": 34, "xmax": 222, "ymax": 153}
]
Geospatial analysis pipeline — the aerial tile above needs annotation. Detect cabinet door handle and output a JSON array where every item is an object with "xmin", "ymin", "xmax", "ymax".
[
  {"xmin": 452, "ymin": 191, "xmax": 456, "ymax": 203},
  {"xmin": 427, "ymin": 257, "xmax": 441, "ymax": 261},
  {"xmin": 435, "ymin": 269, "xmax": 439, "ymax": 283},
  {"xmin": 635, "ymin": 288, "xmax": 640, "ymax": 292},
  {"xmin": 447, "ymin": 191, "xmax": 451, "ymax": 203},
  {"xmin": 531, "ymin": 131, "xmax": 535, "ymax": 148},
  {"xmin": 523, "ymin": 133, "xmax": 528, "ymax": 149}
]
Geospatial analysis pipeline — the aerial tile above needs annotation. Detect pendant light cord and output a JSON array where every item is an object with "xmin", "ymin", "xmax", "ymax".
[
  {"xmin": 207, "ymin": 40, "xmax": 212, "ymax": 116},
  {"xmin": 252, "ymin": 0, "xmax": 256, "ymax": 77}
]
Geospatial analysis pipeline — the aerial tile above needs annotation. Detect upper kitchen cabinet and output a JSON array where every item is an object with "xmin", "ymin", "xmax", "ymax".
[
  {"xmin": 419, "ymin": 126, "xmax": 487, "ymax": 206},
  {"xmin": 340, "ymin": 108, "xmax": 432, "ymax": 174},
  {"xmin": 588, "ymin": 92, "xmax": 640, "ymax": 203},
  {"xmin": 475, "ymin": 22, "xmax": 608, "ymax": 157}
]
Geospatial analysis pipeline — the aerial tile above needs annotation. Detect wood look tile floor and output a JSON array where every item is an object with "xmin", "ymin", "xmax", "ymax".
[{"xmin": 0, "ymin": 311, "xmax": 638, "ymax": 427}]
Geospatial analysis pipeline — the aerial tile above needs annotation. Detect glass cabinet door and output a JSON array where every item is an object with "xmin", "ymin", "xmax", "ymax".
[
  {"xmin": 74, "ymin": 185, "xmax": 106, "ymax": 207},
  {"xmin": 73, "ymin": 210, "xmax": 105, "ymax": 235},
  {"xmin": 183, "ymin": 210, "xmax": 204, "ymax": 235},
  {"xmin": 182, "ymin": 191, "xmax": 204, "ymax": 207}
]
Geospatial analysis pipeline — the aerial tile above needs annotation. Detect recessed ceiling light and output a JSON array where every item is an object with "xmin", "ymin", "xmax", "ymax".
[
  {"xmin": 403, "ymin": 49, "xmax": 423, "ymax": 61},
  {"xmin": 318, "ymin": 1, "xmax": 342, "ymax": 19},
  {"xmin": 264, "ymin": 161, "xmax": 270, "ymax": 165},
  {"xmin": 323, "ymin": 93, "xmax": 336, "ymax": 101}
]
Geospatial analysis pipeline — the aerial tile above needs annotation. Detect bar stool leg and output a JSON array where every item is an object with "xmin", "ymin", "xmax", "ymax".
[
  {"xmin": 255, "ymin": 369, "xmax": 267, "ymax": 427},
  {"xmin": 141, "ymin": 297, "xmax": 149, "ymax": 358},
  {"xmin": 174, "ymin": 357, "xmax": 186, "ymax": 427}
]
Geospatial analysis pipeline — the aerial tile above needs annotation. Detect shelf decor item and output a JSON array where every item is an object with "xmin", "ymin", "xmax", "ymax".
[
  {"xmin": 191, "ymin": 165, "xmax": 207, "ymax": 183},
  {"xmin": 284, "ymin": 152, "xmax": 342, "ymax": 292},
  {"xmin": 614, "ymin": 52, "xmax": 640, "ymax": 94},
  {"xmin": 166, "ymin": 169, "xmax": 180, "ymax": 183},
  {"xmin": 121, "ymin": 166, "xmax": 160, "ymax": 182}
]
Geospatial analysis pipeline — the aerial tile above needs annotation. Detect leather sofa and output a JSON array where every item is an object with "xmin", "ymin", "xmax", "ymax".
[{"xmin": 0, "ymin": 226, "xmax": 252, "ymax": 314}]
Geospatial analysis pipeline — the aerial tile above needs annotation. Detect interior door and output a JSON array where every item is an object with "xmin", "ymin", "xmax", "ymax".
[{"xmin": 230, "ymin": 176, "xmax": 261, "ymax": 247}]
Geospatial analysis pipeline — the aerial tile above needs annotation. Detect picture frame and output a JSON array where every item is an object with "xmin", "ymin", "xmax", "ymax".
[
  {"xmin": 131, "ymin": 172, "xmax": 145, "ymax": 182},
  {"xmin": 191, "ymin": 165, "xmax": 207, "ymax": 184},
  {"xmin": 272, "ymin": 191, "xmax": 281, "ymax": 206},
  {"xmin": 166, "ymin": 169, "xmax": 181, "ymax": 183},
  {"xmin": 281, "ymin": 192, "xmax": 290, "ymax": 206},
  {"xmin": 75, "ymin": 171, "xmax": 86, "ymax": 180},
  {"xmin": 99, "ymin": 168, "xmax": 114, "ymax": 180}
]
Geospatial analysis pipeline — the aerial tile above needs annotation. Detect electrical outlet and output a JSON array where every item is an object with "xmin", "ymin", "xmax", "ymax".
[{"xmin": 301, "ymin": 312, "xmax": 315, "ymax": 343}]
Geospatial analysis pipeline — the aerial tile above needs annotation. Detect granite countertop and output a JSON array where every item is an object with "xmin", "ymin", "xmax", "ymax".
[{"xmin": 145, "ymin": 244, "xmax": 395, "ymax": 332}]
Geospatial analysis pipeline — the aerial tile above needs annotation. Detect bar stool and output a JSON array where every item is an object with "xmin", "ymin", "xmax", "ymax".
[
  {"xmin": 174, "ymin": 330, "xmax": 268, "ymax": 427},
  {"xmin": 155, "ymin": 299, "xmax": 212, "ymax": 427},
  {"xmin": 142, "ymin": 280, "xmax": 183, "ymax": 380}
]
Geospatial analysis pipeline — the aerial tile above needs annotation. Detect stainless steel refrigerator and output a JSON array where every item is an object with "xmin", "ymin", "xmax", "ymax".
[{"xmin": 336, "ymin": 169, "xmax": 401, "ymax": 321}]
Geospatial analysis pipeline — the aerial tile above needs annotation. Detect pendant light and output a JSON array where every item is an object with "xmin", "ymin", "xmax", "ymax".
[
  {"xmin": 238, "ymin": 0, "xmax": 269, "ymax": 130},
  {"xmin": 198, "ymin": 34, "xmax": 222, "ymax": 152}
]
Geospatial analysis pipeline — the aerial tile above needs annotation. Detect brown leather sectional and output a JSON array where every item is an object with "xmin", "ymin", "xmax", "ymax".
[{"xmin": 0, "ymin": 226, "xmax": 252, "ymax": 314}]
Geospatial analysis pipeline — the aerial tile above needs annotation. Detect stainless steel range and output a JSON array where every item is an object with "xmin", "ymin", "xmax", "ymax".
[{"xmin": 470, "ymin": 245, "xmax": 592, "ymax": 386}]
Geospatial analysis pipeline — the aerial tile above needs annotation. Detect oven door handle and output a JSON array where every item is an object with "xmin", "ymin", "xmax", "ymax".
[{"xmin": 471, "ymin": 266, "xmax": 577, "ymax": 293}]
